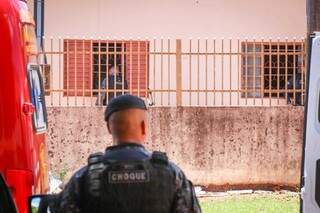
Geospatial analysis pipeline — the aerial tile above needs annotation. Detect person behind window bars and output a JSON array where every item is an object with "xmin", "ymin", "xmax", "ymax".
[
  {"xmin": 98, "ymin": 66, "xmax": 128, "ymax": 106},
  {"xmin": 287, "ymin": 72, "xmax": 302, "ymax": 106}
]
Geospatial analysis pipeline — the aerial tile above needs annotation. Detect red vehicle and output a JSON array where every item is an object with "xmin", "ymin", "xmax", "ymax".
[{"xmin": 0, "ymin": 0, "xmax": 49, "ymax": 212}]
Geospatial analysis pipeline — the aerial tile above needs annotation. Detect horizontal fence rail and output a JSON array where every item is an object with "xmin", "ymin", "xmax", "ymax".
[{"xmin": 39, "ymin": 37, "xmax": 306, "ymax": 107}]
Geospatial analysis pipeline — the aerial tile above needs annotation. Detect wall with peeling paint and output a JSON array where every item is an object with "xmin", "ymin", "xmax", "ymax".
[{"xmin": 47, "ymin": 107, "xmax": 303, "ymax": 190}]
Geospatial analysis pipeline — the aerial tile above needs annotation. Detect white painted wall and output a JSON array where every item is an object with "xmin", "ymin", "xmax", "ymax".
[{"xmin": 44, "ymin": 0, "xmax": 306, "ymax": 39}]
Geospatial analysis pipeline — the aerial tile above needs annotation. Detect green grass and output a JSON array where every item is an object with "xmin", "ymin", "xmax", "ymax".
[
  {"xmin": 200, "ymin": 194, "xmax": 299, "ymax": 213},
  {"xmin": 59, "ymin": 166, "xmax": 68, "ymax": 181}
]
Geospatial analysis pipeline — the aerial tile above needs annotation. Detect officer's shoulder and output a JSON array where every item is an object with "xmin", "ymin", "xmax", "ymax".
[
  {"xmin": 73, "ymin": 166, "xmax": 88, "ymax": 179},
  {"xmin": 151, "ymin": 151, "xmax": 169, "ymax": 165},
  {"xmin": 68, "ymin": 152, "xmax": 104, "ymax": 180},
  {"xmin": 168, "ymin": 161, "xmax": 185, "ymax": 176},
  {"xmin": 151, "ymin": 151, "xmax": 185, "ymax": 176}
]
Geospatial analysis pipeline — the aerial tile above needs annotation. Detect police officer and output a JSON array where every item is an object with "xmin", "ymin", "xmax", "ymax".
[{"xmin": 55, "ymin": 95, "xmax": 201, "ymax": 213}]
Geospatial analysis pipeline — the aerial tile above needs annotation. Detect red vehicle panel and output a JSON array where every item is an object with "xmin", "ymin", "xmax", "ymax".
[{"xmin": 0, "ymin": 0, "xmax": 48, "ymax": 212}]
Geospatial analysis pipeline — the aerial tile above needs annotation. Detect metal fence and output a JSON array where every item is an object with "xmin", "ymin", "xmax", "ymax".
[{"xmin": 40, "ymin": 37, "xmax": 306, "ymax": 107}]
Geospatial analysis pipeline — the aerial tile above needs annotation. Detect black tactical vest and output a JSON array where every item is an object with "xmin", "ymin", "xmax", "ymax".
[{"xmin": 82, "ymin": 151, "xmax": 176, "ymax": 213}]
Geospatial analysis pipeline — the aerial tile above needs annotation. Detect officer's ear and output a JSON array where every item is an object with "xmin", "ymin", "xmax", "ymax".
[
  {"xmin": 141, "ymin": 120, "xmax": 146, "ymax": 136},
  {"xmin": 107, "ymin": 121, "xmax": 112, "ymax": 134}
]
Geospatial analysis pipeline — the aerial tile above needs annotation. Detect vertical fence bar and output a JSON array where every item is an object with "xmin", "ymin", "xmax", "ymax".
[
  {"xmin": 130, "ymin": 39, "xmax": 133, "ymax": 95},
  {"xmin": 245, "ymin": 38, "xmax": 248, "ymax": 105},
  {"xmin": 213, "ymin": 38, "xmax": 216, "ymax": 106},
  {"xmin": 268, "ymin": 38, "xmax": 272, "ymax": 106},
  {"xmin": 189, "ymin": 39, "xmax": 192, "ymax": 106},
  {"xmin": 205, "ymin": 39, "xmax": 208, "ymax": 106},
  {"xmin": 66, "ymin": 38, "xmax": 69, "ymax": 106},
  {"xmin": 260, "ymin": 38, "xmax": 264, "ymax": 106},
  {"xmin": 50, "ymin": 37, "xmax": 53, "ymax": 106},
  {"xmin": 197, "ymin": 38, "xmax": 200, "ymax": 105},
  {"xmin": 42, "ymin": 36, "xmax": 46, "ymax": 81},
  {"xmin": 138, "ymin": 39, "xmax": 141, "ymax": 98},
  {"xmin": 121, "ymin": 40, "xmax": 125, "ymax": 95},
  {"xmin": 276, "ymin": 38, "xmax": 280, "ymax": 105},
  {"xmin": 106, "ymin": 40, "xmax": 109, "ymax": 105},
  {"xmin": 146, "ymin": 40, "xmax": 149, "ymax": 99},
  {"xmin": 41, "ymin": 37, "xmax": 45, "ymax": 94},
  {"xmin": 98, "ymin": 38, "xmax": 101, "ymax": 106},
  {"xmin": 221, "ymin": 38, "xmax": 224, "ymax": 105},
  {"xmin": 176, "ymin": 39, "xmax": 182, "ymax": 107},
  {"xmin": 301, "ymin": 38, "xmax": 305, "ymax": 104},
  {"xmin": 168, "ymin": 38, "xmax": 171, "ymax": 105},
  {"xmin": 82, "ymin": 38, "xmax": 85, "ymax": 106},
  {"xmin": 160, "ymin": 38, "xmax": 163, "ymax": 105},
  {"xmin": 285, "ymin": 38, "xmax": 288, "ymax": 104},
  {"xmin": 253, "ymin": 38, "xmax": 256, "ymax": 106},
  {"xmin": 229, "ymin": 38, "xmax": 232, "ymax": 106},
  {"xmin": 58, "ymin": 37, "xmax": 61, "ymax": 106},
  {"xmin": 103, "ymin": 39, "xmax": 107, "ymax": 105},
  {"xmin": 97, "ymin": 39, "xmax": 101, "ymax": 105},
  {"xmin": 293, "ymin": 38, "xmax": 296, "ymax": 104},
  {"xmin": 74, "ymin": 38, "xmax": 78, "ymax": 106},
  {"xmin": 90, "ymin": 38, "xmax": 93, "ymax": 106},
  {"xmin": 113, "ymin": 40, "xmax": 117, "ymax": 99},
  {"xmin": 237, "ymin": 39, "xmax": 240, "ymax": 106},
  {"xmin": 152, "ymin": 39, "xmax": 155, "ymax": 100}
]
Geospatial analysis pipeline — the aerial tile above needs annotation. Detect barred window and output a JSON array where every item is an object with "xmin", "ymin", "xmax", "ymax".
[
  {"xmin": 63, "ymin": 39, "xmax": 149, "ymax": 97},
  {"xmin": 92, "ymin": 42, "xmax": 125, "ymax": 94},
  {"xmin": 241, "ymin": 42, "xmax": 304, "ymax": 99}
]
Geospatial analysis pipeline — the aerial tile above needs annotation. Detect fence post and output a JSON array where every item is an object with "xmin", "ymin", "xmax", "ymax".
[{"xmin": 176, "ymin": 39, "xmax": 182, "ymax": 106}]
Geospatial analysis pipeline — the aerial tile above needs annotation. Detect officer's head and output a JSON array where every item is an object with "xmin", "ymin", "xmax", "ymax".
[{"xmin": 105, "ymin": 95, "xmax": 148, "ymax": 144}]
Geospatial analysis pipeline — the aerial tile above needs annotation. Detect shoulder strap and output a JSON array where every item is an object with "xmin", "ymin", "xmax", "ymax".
[
  {"xmin": 151, "ymin": 151, "xmax": 169, "ymax": 165},
  {"xmin": 88, "ymin": 152, "xmax": 103, "ymax": 165},
  {"xmin": 87, "ymin": 152, "xmax": 106, "ymax": 197}
]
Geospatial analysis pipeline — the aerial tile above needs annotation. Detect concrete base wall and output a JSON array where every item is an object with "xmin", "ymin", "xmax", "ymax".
[{"xmin": 47, "ymin": 107, "xmax": 304, "ymax": 190}]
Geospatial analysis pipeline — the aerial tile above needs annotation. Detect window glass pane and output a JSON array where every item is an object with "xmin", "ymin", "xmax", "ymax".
[
  {"xmin": 241, "ymin": 43, "xmax": 263, "ymax": 98},
  {"xmin": 28, "ymin": 65, "xmax": 47, "ymax": 132}
]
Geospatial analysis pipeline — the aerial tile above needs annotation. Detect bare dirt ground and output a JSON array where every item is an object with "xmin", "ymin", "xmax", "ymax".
[{"xmin": 197, "ymin": 187, "xmax": 299, "ymax": 200}]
